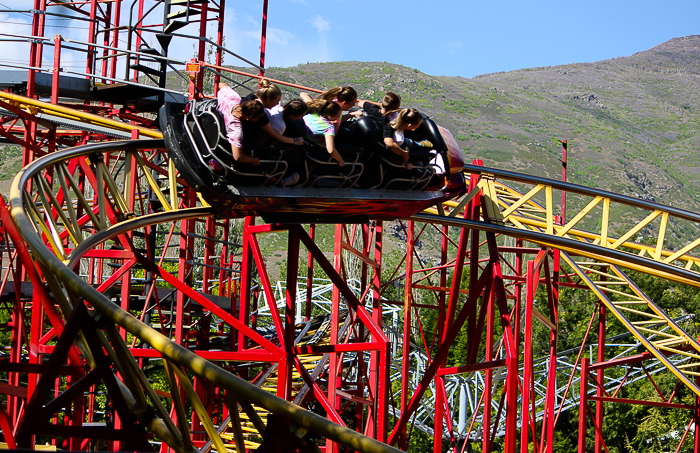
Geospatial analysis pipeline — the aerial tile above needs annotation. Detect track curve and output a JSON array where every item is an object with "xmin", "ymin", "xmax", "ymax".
[
  {"xmin": 7, "ymin": 139, "xmax": 402, "ymax": 452},
  {"xmin": 8, "ymin": 137, "xmax": 700, "ymax": 449}
]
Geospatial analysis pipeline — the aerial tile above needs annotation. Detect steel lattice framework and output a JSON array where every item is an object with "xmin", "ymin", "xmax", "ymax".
[{"xmin": 0, "ymin": 2, "xmax": 699, "ymax": 453}]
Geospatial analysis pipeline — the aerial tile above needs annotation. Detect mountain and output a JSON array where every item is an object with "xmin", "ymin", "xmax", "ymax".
[
  {"xmin": 258, "ymin": 36, "xmax": 700, "ymax": 243},
  {"xmin": 5, "ymin": 37, "xmax": 697, "ymax": 246}
]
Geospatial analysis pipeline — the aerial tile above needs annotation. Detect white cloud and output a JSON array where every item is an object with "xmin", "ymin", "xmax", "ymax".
[
  {"xmin": 215, "ymin": 8, "xmax": 334, "ymax": 70},
  {"xmin": 243, "ymin": 13, "xmax": 259, "ymax": 27},
  {"xmin": 0, "ymin": 12, "xmax": 32, "ymax": 67},
  {"xmin": 266, "ymin": 27, "xmax": 295, "ymax": 47},
  {"xmin": 310, "ymin": 15, "xmax": 330, "ymax": 34}
]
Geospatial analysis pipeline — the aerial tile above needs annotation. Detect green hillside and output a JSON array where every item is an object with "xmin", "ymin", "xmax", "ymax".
[{"xmin": 259, "ymin": 36, "xmax": 700, "ymax": 225}]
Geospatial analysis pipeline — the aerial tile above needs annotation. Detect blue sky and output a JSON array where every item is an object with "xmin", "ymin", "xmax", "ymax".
[
  {"xmin": 0, "ymin": 0, "xmax": 697, "ymax": 78},
  {"xmin": 220, "ymin": 0, "xmax": 699, "ymax": 77}
]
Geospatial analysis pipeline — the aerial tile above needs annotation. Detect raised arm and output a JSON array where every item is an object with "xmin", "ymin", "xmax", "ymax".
[{"xmin": 357, "ymin": 99, "xmax": 380, "ymax": 108}]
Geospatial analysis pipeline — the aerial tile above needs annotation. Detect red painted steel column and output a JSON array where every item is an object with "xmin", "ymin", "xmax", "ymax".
[
  {"xmin": 7, "ymin": 244, "xmax": 23, "ymax": 432},
  {"xmin": 487, "ymin": 232, "xmax": 517, "ymax": 453},
  {"xmin": 505, "ymin": 332, "xmax": 519, "ymax": 451},
  {"xmin": 214, "ymin": 0, "xmax": 224, "ymax": 87},
  {"xmin": 109, "ymin": 0, "xmax": 121, "ymax": 81},
  {"xmin": 86, "ymin": 0, "xmax": 97, "ymax": 76},
  {"xmin": 25, "ymin": 0, "xmax": 46, "ymax": 166},
  {"xmin": 196, "ymin": 1, "xmax": 208, "ymax": 93},
  {"xmin": 326, "ymin": 223, "xmax": 343, "ymax": 453},
  {"xmin": 238, "ymin": 217, "xmax": 255, "ymax": 353},
  {"xmin": 579, "ymin": 358, "xmax": 589, "ymax": 453},
  {"xmin": 28, "ymin": 0, "xmax": 46, "ymax": 99},
  {"xmin": 259, "ymin": 0, "xmax": 269, "ymax": 75},
  {"xmin": 400, "ymin": 220, "xmax": 414, "ymax": 442},
  {"xmin": 520, "ymin": 259, "xmax": 535, "ymax": 453},
  {"xmin": 695, "ymin": 380, "xmax": 700, "ymax": 453},
  {"xmin": 434, "ymin": 380, "xmax": 444, "ymax": 453},
  {"xmin": 51, "ymin": 35, "xmax": 61, "ymax": 104},
  {"xmin": 595, "ymin": 299, "xmax": 606, "ymax": 453},
  {"xmin": 505, "ymin": 355, "xmax": 519, "ymax": 453},
  {"xmin": 544, "ymin": 250, "xmax": 560, "ymax": 453},
  {"xmin": 175, "ymin": 190, "xmax": 196, "ymax": 346},
  {"xmin": 356, "ymin": 224, "xmax": 369, "ymax": 434},
  {"xmin": 280, "ymin": 226, "xmax": 300, "ymax": 400},
  {"xmin": 469, "ymin": 168, "xmax": 486, "ymax": 449},
  {"xmin": 513, "ymin": 239, "xmax": 524, "ymax": 453},
  {"xmin": 433, "ymin": 224, "xmax": 449, "ymax": 453},
  {"xmin": 202, "ymin": 218, "xmax": 216, "ymax": 302},
  {"xmin": 483, "ymin": 284, "xmax": 494, "ymax": 452},
  {"xmin": 560, "ymin": 139, "xmax": 568, "ymax": 223},
  {"xmin": 99, "ymin": 2, "xmax": 111, "ymax": 80},
  {"xmin": 370, "ymin": 221, "xmax": 388, "ymax": 442},
  {"xmin": 305, "ymin": 225, "xmax": 315, "ymax": 321}
]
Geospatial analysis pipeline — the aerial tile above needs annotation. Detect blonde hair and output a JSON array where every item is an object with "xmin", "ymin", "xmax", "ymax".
[
  {"xmin": 391, "ymin": 108, "xmax": 423, "ymax": 131},
  {"xmin": 306, "ymin": 98, "xmax": 342, "ymax": 119},
  {"xmin": 256, "ymin": 78, "xmax": 282, "ymax": 103}
]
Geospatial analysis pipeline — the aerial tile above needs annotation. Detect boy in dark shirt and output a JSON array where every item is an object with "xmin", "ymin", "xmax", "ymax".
[{"xmin": 358, "ymin": 92, "xmax": 411, "ymax": 167}]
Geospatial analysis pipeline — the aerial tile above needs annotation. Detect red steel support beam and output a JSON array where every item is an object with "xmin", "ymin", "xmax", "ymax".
[
  {"xmin": 560, "ymin": 139, "xmax": 567, "ymax": 222},
  {"xmin": 579, "ymin": 358, "xmax": 589, "ymax": 453},
  {"xmin": 400, "ymin": 221, "xmax": 413, "ymax": 426},
  {"xmin": 305, "ymin": 225, "xmax": 316, "ymax": 321},
  {"xmin": 280, "ymin": 226, "xmax": 300, "ymax": 400},
  {"xmin": 86, "ymin": 0, "xmax": 97, "ymax": 76},
  {"xmin": 595, "ymin": 286, "xmax": 606, "ymax": 453},
  {"xmin": 388, "ymin": 266, "xmax": 491, "ymax": 445},
  {"xmin": 520, "ymin": 258, "xmax": 536, "ymax": 453},
  {"xmin": 326, "ymin": 223, "xmax": 343, "ymax": 453},
  {"xmin": 259, "ymin": 0, "xmax": 269, "ymax": 76},
  {"xmin": 542, "ymin": 250, "xmax": 560, "ymax": 453}
]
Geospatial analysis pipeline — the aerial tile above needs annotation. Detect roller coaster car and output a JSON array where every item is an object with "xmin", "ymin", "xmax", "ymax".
[{"xmin": 159, "ymin": 99, "xmax": 466, "ymax": 223}]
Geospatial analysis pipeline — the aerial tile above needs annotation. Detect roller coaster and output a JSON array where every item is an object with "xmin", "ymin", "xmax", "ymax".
[{"xmin": 0, "ymin": 1, "xmax": 699, "ymax": 453}]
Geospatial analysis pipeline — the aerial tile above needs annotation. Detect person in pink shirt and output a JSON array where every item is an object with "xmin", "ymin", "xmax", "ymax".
[
  {"xmin": 214, "ymin": 82, "xmax": 301, "ymax": 186},
  {"xmin": 215, "ymin": 82, "xmax": 264, "ymax": 166}
]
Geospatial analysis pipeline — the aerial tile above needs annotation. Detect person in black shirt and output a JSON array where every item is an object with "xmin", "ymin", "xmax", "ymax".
[
  {"xmin": 358, "ymin": 92, "xmax": 412, "ymax": 167},
  {"xmin": 240, "ymin": 78, "xmax": 304, "ymax": 186},
  {"xmin": 241, "ymin": 78, "xmax": 304, "ymax": 148}
]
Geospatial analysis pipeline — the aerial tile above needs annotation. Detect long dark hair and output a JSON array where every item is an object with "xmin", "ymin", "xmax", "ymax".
[
  {"xmin": 235, "ymin": 99, "xmax": 264, "ymax": 119},
  {"xmin": 320, "ymin": 86, "xmax": 357, "ymax": 104},
  {"xmin": 306, "ymin": 98, "xmax": 342, "ymax": 119}
]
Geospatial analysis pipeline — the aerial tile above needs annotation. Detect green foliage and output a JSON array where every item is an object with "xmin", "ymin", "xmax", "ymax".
[
  {"xmin": 480, "ymin": 150, "xmax": 512, "ymax": 163},
  {"xmin": 170, "ymin": 42, "xmax": 700, "ymax": 449},
  {"xmin": 0, "ymin": 145, "xmax": 22, "ymax": 181}
]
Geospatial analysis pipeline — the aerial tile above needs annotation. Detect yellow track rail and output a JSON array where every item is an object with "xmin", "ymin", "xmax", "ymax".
[
  {"xmin": 418, "ymin": 164, "xmax": 700, "ymax": 396},
  {"xmin": 10, "ymin": 93, "xmax": 700, "ymax": 443},
  {"xmin": 0, "ymin": 91, "xmax": 162, "ymax": 139},
  {"xmin": 9, "ymin": 139, "xmax": 401, "ymax": 453},
  {"xmin": 562, "ymin": 255, "xmax": 700, "ymax": 395}
]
